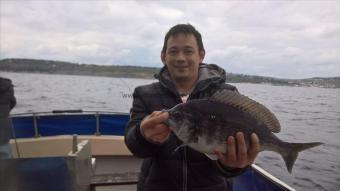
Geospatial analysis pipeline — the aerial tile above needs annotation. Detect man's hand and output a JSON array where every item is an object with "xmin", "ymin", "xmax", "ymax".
[
  {"xmin": 140, "ymin": 111, "xmax": 170, "ymax": 144},
  {"xmin": 214, "ymin": 132, "xmax": 260, "ymax": 169}
]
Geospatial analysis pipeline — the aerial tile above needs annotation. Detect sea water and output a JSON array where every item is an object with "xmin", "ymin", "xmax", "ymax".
[{"xmin": 1, "ymin": 72, "xmax": 339, "ymax": 191}]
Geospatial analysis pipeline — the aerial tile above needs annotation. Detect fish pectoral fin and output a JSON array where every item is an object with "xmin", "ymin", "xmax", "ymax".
[
  {"xmin": 204, "ymin": 153, "xmax": 218, "ymax": 160},
  {"xmin": 172, "ymin": 144, "xmax": 188, "ymax": 155}
]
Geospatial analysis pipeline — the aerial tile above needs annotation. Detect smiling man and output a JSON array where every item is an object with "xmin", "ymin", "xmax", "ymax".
[
  {"xmin": 125, "ymin": 24, "xmax": 260, "ymax": 191},
  {"xmin": 161, "ymin": 32, "xmax": 204, "ymax": 94}
]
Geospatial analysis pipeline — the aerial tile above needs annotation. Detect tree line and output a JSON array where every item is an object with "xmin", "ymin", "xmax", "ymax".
[{"xmin": 1, "ymin": 58, "xmax": 339, "ymax": 88}]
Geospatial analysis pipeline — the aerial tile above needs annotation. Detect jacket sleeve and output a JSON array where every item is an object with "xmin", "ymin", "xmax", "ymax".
[
  {"xmin": 0, "ymin": 77, "xmax": 16, "ymax": 109},
  {"xmin": 0, "ymin": 77, "xmax": 16, "ymax": 144},
  {"xmin": 124, "ymin": 86, "xmax": 163, "ymax": 158},
  {"xmin": 214, "ymin": 160, "xmax": 250, "ymax": 177}
]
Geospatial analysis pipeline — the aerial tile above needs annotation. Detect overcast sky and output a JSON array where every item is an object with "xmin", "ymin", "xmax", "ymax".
[{"xmin": 1, "ymin": 0, "xmax": 339, "ymax": 79}]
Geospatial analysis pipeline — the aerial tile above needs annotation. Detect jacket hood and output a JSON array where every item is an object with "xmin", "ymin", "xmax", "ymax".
[
  {"xmin": 196, "ymin": 63, "xmax": 226, "ymax": 83},
  {"xmin": 156, "ymin": 63, "xmax": 227, "ymax": 94}
]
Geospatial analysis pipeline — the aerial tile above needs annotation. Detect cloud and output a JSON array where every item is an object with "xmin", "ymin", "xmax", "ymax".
[{"xmin": 1, "ymin": 0, "xmax": 340, "ymax": 78}]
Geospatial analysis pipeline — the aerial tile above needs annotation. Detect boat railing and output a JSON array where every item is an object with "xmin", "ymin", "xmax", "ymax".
[
  {"xmin": 10, "ymin": 110, "xmax": 130, "ymax": 139},
  {"xmin": 11, "ymin": 109, "xmax": 129, "ymax": 116}
]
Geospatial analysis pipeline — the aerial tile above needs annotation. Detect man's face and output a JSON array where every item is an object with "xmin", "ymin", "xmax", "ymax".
[{"xmin": 161, "ymin": 34, "xmax": 205, "ymax": 83}]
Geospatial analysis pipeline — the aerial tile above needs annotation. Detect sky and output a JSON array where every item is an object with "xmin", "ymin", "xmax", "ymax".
[{"xmin": 1, "ymin": 0, "xmax": 340, "ymax": 79}]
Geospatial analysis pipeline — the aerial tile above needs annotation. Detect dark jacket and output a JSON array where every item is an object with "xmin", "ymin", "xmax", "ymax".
[
  {"xmin": 0, "ymin": 77, "xmax": 16, "ymax": 144},
  {"xmin": 125, "ymin": 64, "xmax": 247, "ymax": 191}
]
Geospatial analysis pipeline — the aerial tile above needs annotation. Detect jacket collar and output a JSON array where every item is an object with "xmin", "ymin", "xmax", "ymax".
[{"xmin": 156, "ymin": 63, "xmax": 226, "ymax": 96}]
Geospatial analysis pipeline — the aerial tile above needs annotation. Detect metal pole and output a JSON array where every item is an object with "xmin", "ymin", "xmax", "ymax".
[
  {"xmin": 9, "ymin": 117, "xmax": 21, "ymax": 158},
  {"xmin": 72, "ymin": 134, "xmax": 78, "ymax": 154},
  {"xmin": 33, "ymin": 113, "xmax": 40, "ymax": 137},
  {"xmin": 95, "ymin": 112, "xmax": 100, "ymax": 136}
]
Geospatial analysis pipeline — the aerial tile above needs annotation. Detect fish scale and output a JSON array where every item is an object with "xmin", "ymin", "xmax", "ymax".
[{"xmin": 166, "ymin": 89, "xmax": 323, "ymax": 173}]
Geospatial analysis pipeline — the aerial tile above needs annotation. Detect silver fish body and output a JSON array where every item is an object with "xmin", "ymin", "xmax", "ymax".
[{"xmin": 167, "ymin": 90, "xmax": 322, "ymax": 173}]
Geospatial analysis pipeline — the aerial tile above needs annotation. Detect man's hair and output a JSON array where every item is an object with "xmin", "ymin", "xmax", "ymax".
[{"xmin": 161, "ymin": 24, "xmax": 205, "ymax": 53}]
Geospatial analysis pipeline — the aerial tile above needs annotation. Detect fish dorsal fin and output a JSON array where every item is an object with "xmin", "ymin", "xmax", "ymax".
[{"xmin": 209, "ymin": 89, "xmax": 281, "ymax": 133}]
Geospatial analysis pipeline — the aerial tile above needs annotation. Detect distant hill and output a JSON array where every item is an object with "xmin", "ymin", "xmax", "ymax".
[
  {"xmin": 1, "ymin": 58, "xmax": 339, "ymax": 88},
  {"xmin": 0, "ymin": 58, "xmax": 159, "ymax": 79},
  {"xmin": 224, "ymin": 73, "xmax": 340, "ymax": 88}
]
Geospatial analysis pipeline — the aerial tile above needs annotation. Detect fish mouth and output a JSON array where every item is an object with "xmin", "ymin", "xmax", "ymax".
[
  {"xmin": 162, "ymin": 104, "xmax": 184, "ymax": 131},
  {"xmin": 162, "ymin": 114, "xmax": 177, "ymax": 131},
  {"xmin": 166, "ymin": 118, "xmax": 177, "ymax": 131}
]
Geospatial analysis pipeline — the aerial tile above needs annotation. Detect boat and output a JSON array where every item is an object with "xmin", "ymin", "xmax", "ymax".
[{"xmin": 3, "ymin": 110, "xmax": 296, "ymax": 191}]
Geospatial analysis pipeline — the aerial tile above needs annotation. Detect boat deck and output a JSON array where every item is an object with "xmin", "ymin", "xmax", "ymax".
[{"xmin": 91, "ymin": 156, "xmax": 142, "ymax": 191}]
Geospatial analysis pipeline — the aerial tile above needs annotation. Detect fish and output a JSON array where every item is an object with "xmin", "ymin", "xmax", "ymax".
[{"xmin": 166, "ymin": 89, "xmax": 323, "ymax": 173}]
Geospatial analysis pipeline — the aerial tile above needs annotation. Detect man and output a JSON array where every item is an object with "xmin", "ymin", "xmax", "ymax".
[
  {"xmin": 0, "ymin": 77, "xmax": 16, "ymax": 158},
  {"xmin": 125, "ymin": 24, "xmax": 260, "ymax": 191}
]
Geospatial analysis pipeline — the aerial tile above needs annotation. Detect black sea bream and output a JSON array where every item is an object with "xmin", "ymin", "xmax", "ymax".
[{"xmin": 167, "ymin": 89, "xmax": 322, "ymax": 173}]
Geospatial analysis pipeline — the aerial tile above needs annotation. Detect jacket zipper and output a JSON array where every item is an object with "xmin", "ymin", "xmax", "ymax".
[{"xmin": 183, "ymin": 146, "xmax": 188, "ymax": 191}]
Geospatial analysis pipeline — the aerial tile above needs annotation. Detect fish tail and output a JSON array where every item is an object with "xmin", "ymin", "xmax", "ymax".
[{"xmin": 279, "ymin": 142, "xmax": 323, "ymax": 173}]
